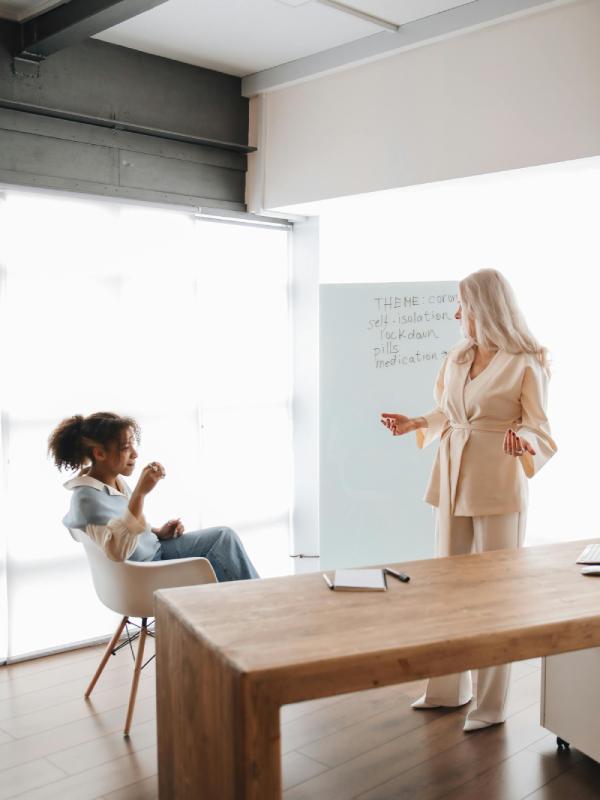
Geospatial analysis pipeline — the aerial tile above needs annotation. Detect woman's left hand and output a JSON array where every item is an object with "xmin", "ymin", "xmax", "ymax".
[
  {"xmin": 503, "ymin": 429, "xmax": 536, "ymax": 458},
  {"xmin": 153, "ymin": 518, "xmax": 185, "ymax": 540}
]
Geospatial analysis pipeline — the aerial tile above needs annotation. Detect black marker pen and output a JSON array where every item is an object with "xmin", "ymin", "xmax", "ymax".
[{"xmin": 384, "ymin": 567, "xmax": 410, "ymax": 583}]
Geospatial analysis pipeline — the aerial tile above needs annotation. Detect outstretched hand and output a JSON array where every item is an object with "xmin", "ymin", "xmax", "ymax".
[
  {"xmin": 503, "ymin": 429, "xmax": 536, "ymax": 458},
  {"xmin": 153, "ymin": 518, "xmax": 184, "ymax": 540},
  {"xmin": 380, "ymin": 413, "xmax": 416, "ymax": 437}
]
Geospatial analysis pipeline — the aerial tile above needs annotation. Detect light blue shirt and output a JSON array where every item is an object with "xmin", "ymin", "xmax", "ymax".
[{"xmin": 63, "ymin": 473, "xmax": 160, "ymax": 562}]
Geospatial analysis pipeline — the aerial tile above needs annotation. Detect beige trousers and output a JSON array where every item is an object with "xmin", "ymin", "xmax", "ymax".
[{"xmin": 423, "ymin": 510, "xmax": 527, "ymax": 723}]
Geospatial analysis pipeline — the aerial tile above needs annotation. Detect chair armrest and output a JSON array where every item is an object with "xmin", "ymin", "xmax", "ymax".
[
  {"xmin": 124, "ymin": 557, "xmax": 217, "ymax": 589},
  {"xmin": 96, "ymin": 557, "xmax": 217, "ymax": 618}
]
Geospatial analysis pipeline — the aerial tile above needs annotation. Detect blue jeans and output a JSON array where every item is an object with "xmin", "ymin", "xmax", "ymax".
[{"xmin": 152, "ymin": 526, "xmax": 259, "ymax": 582}]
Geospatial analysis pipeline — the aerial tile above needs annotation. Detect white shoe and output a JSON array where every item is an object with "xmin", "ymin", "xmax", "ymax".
[{"xmin": 463, "ymin": 718, "xmax": 502, "ymax": 732}]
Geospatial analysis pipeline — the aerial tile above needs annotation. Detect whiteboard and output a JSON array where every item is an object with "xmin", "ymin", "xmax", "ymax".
[{"xmin": 320, "ymin": 281, "xmax": 459, "ymax": 570}]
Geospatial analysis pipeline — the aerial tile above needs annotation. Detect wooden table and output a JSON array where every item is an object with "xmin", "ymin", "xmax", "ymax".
[{"xmin": 155, "ymin": 540, "xmax": 600, "ymax": 799}]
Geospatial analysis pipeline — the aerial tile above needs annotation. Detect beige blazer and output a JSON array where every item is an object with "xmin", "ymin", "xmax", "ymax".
[{"xmin": 417, "ymin": 348, "xmax": 556, "ymax": 517}]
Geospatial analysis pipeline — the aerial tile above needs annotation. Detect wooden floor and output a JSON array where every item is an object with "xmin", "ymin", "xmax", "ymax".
[{"xmin": 1, "ymin": 643, "xmax": 600, "ymax": 799}]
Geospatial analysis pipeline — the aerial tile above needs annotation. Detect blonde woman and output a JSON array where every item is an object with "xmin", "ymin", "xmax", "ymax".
[{"xmin": 381, "ymin": 269, "xmax": 556, "ymax": 732}]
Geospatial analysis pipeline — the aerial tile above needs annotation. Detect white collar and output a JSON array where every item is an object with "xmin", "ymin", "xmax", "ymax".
[{"xmin": 63, "ymin": 470, "xmax": 128, "ymax": 497}]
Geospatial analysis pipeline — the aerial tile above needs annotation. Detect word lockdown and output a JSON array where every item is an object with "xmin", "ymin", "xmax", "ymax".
[{"xmin": 372, "ymin": 326, "xmax": 440, "ymax": 342}]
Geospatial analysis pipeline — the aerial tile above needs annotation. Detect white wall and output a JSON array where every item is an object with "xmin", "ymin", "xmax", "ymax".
[{"xmin": 257, "ymin": 0, "xmax": 600, "ymax": 211}]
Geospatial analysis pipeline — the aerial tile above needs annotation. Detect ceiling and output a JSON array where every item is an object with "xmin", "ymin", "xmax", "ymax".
[
  {"xmin": 0, "ymin": 0, "xmax": 560, "ymax": 84},
  {"xmin": 0, "ymin": 0, "xmax": 479, "ymax": 76}
]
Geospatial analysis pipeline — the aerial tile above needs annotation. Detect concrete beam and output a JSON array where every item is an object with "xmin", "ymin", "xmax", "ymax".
[
  {"xmin": 18, "ymin": 0, "xmax": 169, "ymax": 61},
  {"xmin": 0, "ymin": 97, "xmax": 256, "ymax": 152},
  {"xmin": 0, "ymin": 36, "xmax": 250, "ymax": 210}
]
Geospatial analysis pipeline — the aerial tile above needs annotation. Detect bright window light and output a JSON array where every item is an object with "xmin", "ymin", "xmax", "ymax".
[{"xmin": 0, "ymin": 188, "xmax": 292, "ymax": 660}]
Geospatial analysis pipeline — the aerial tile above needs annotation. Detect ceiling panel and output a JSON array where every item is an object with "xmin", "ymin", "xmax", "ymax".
[{"xmin": 96, "ymin": 0, "xmax": 382, "ymax": 76}]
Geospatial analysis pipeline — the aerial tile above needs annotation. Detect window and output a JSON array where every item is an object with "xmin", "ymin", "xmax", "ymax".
[{"xmin": 0, "ymin": 188, "xmax": 292, "ymax": 661}]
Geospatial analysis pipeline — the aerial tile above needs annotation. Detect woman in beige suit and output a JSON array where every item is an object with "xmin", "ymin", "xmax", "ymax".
[{"xmin": 381, "ymin": 268, "xmax": 556, "ymax": 732}]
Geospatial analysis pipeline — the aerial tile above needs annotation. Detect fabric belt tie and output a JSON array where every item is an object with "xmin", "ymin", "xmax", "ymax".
[
  {"xmin": 439, "ymin": 419, "xmax": 515, "ymax": 519},
  {"xmin": 448, "ymin": 421, "xmax": 509, "ymax": 434}
]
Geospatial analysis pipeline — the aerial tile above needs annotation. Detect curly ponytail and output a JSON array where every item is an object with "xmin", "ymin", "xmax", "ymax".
[{"xmin": 48, "ymin": 412, "xmax": 140, "ymax": 472}]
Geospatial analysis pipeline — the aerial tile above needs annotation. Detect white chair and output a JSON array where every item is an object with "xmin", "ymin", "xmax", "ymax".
[{"xmin": 70, "ymin": 528, "xmax": 217, "ymax": 735}]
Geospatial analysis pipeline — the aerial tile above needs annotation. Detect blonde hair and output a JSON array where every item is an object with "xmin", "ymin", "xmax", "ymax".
[{"xmin": 455, "ymin": 269, "xmax": 549, "ymax": 371}]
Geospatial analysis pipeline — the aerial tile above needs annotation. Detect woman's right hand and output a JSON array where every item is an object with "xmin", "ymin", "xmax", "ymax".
[
  {"xmin": 380, "ymin": 414, "xmax": 425, "ymax": 436},
  {"xmin": 135, "ymin": 461, "xmax": 166, "ymax": 496}
]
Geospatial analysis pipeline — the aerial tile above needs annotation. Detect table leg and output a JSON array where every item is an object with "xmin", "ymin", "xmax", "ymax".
[{"xmin": 156, "ymin": 602, "xmax": 282, "ymax": 799}]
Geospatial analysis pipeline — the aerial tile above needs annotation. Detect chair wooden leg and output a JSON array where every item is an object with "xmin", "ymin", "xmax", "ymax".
[
  {"xmin": 124, "ymin": 617, "xmax": 148, "ymax": 737},
  {"xmin": 85, "ymin": 616, "xmax": 128, "ymax": 698}
]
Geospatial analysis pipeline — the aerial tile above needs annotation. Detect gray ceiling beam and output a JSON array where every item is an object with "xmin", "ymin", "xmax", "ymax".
[
  {"xmin": 18, "ymin": 0, "xmax": 169, "ymax": 61},
  {"xmin": 0, "ymin": 97, "xmax": 257, "ymax": 153}
]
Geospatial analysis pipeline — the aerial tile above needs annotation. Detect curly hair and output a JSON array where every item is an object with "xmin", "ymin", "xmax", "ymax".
[{"xmin": 48, "ymin": 412, "xmax": 141, "ymax": 472}]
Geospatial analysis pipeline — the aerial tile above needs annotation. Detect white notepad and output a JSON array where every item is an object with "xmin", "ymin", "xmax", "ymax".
[{"xmin": 333, "ymin": 569, "xmax": 387, "ymax": 592}]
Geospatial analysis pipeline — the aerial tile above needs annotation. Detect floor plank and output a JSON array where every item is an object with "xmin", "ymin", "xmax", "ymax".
[
  {"xmin": 5, "ymin": 745, "xmax": 156, "ymax": 800},
  {"xmin": 46, "ymin": 719, "xmax": 157, "ymax": 776},
  {"xmin": 284, "ymin": 706, "xmax": 470, "ymax": 800},
  {"xmin": 523, "ymin": 756, "xmax": 600, "ymax": 799},
  {"xmin": 0, "ymin": 758, "xmax": 66, "ymax": 800},
  {"xmin": 280, "ymin": 679, "xmax": 430, "ymax": 727},
  {"xmin": 355, "ymin": 702, "xmax": 551, "ymax": 800},
  {"xmin": 282, "ymin": 751, "xmax": 329, "ymax": 790},
  {"xmin": 0, "ymin": 687, "xmax": 155, "ymax": 771},
  {"xmin": 0, "ymin": 729, "xmax": 13, "ymax": 745},
  {"xmin": 281, "ymin": 693, "xmax": 352, "ymax": 724},
  {"xmin": 101, "ymin": 775, "xmax": 158, "ymax": 800},
  {"xmin": 0, "ymin": 658, "xmax": 154, "ymax": 723},
  {"xmin": 281, "ymin": 683, "xmax": 411, "ymax": 755},
  {"xmin": 297, "ymin": 700, "xmax": 452, "ymax": 768},
  {"xmin": 439, "ymin": 746, "xmax": 582, "ymax": 800},
  {"xmin": 437, "ymin": 728, "xmax": 586, "ymax": 800},
  {"xmin": 0, "ymin": 673, "xmax": 155, "ymax": 739}
]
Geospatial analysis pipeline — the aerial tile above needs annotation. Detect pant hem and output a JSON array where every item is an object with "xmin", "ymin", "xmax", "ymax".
[{"xmin": 425, "ymin": 696, "xmax": 473, "ymax": 707}]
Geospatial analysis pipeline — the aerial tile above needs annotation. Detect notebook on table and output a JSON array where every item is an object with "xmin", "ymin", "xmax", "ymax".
[{"xmin": 332, "ymin": 569, "xmax": 387, "ymax": 592}]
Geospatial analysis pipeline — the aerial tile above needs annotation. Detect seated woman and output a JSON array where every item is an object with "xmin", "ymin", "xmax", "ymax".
[{"xmin": 49, "ymin": 412, "xmax": 259, "ymax": 581}]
